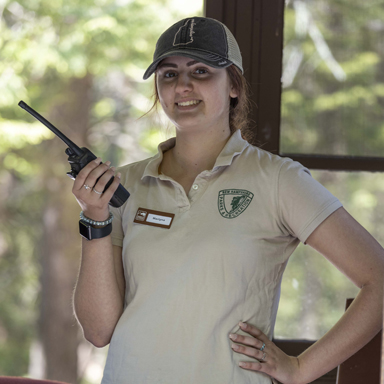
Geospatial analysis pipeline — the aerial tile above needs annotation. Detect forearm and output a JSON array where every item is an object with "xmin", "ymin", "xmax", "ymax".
[
  {"xmin": 74, "ymin": 236, "xmax": 124, "ymax": 347},
  {"xmin": 297, "ymin": 282, "xmax": 383, "ymax": 384}
]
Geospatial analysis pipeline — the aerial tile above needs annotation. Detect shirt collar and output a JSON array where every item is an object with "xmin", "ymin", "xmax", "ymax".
[
  {"xmin": 212, "ymin": 129, "xmax": 249, "ymax": 169},
  {"xmin": 142, "ymin": 137, "xmax": 176, "ymax": 179},
  {"xmin": 142, "ymin": 129, "xmax": 249, "ymax": 180}
]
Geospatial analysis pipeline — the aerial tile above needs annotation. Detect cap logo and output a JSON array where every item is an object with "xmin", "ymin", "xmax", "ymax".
[{"xmin": 173, "ymin": 19, "xmax": 196, "ymax": 46}]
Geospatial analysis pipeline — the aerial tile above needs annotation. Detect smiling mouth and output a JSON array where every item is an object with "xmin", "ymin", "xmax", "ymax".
[{"xmin": 176, "ymin": 100, "xmax": 201, "ymax": 107}]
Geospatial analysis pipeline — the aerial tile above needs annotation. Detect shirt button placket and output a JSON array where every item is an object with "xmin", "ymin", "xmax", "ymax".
[{"xmin": 177, "ymin": 185, "xmax": 190, "ymax": 210}]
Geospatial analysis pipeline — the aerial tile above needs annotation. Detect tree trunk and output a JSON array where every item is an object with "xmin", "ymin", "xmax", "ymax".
[{"xmin": 38, "ymin": 74, "xmax": 93, "ymax": 384}]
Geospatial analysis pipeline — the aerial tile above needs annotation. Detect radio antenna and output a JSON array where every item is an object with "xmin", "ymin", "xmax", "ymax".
[{"xmin": 18, "ymin": 101, "xmax": 83, "ymax": 157}]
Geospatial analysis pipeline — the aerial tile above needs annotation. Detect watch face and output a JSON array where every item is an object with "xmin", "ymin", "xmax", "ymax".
[{"xmin": 79, "ymin": 220, "xmax": 91, "ymax": 240}]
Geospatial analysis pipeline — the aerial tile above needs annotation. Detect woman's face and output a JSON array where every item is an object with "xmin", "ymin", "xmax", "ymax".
[{"xmin": 155, "ymin": 56, "xmax": 238, "ymax": 134}]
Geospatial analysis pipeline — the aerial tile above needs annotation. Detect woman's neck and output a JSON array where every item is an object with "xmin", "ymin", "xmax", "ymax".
[{"xmin": 161, "ymin": 127, "xmax": 232, "ymax": 180}]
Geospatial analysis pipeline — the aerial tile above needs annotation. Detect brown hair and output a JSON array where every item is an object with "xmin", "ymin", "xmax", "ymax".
[
  {"xmin": 226, "ymin": 65, "xmax": 254, "ymax": 142},
  {"xmin": 141, "ymin": 65, "xmax": 254, "ymax": 142}
]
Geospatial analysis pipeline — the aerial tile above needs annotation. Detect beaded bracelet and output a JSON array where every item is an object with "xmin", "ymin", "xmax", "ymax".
[{"xmin": 80, "ymin": 211, "xmax": 114, "ymax": 226}]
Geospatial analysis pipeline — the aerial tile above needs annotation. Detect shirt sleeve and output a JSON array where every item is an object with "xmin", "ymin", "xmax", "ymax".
[
  {"xmin": 276, "ymin": 158, "xmax": 343, "ymax": 244},
  {"xmin": 110, "ymin": 204, "xmax": 124, "ymax": 247}
]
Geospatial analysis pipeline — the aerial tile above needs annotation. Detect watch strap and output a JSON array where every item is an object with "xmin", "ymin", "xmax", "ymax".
[{"xmin": 79, "ymin": 220, "xmax": 112, "ymax": 240}]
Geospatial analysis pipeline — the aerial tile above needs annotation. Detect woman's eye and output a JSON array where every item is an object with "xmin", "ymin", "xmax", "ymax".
[
  {"xmin": 195, "ymin": 68, "xmax": 208, "ymax": 74},
  {"xmin": 161, "ymin": 68, "xmax": 208, "ymax": 78},
  {"xmin": 164, "ymin": 72, "xmax": 176, "ymax": 78}
]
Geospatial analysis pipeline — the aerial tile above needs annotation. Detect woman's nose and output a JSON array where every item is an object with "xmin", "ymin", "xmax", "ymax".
[{"xmin": 175, "ymin": 73, "xmax": 193, "ymax": 93}]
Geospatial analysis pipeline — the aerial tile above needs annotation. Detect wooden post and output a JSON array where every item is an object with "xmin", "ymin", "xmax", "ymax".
[{"xmin": 205, "ymin": 0, "xmax": 285, "ymax": 153}]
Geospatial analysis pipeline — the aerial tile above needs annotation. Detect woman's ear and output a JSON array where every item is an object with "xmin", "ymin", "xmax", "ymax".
[{"xmin": 229, "ymin": 84, "xmax": 239, "ymax": 99}]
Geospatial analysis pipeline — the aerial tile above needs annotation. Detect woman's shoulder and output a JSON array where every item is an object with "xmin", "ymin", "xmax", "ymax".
[
  {"xmin": 116, "ymin": 154, "xmax": 159, "ymax": 184},
  {"xmin": 243, "ymin": 143, "xmax": 302, "ymax": 172},
  {"xmin": 118, "ymin": 156, "xmax": 153, "ymax": 172}
]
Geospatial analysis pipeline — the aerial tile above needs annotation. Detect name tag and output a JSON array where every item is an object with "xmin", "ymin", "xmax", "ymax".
[{"xmin": 133, "ymin": 207, "xmax": 175, "ymax": 229}]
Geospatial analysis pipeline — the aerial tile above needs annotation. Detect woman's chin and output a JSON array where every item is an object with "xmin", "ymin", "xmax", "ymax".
[{"xmin": 172, "ymin": 118, "xmax": 207, "ymax": 132}]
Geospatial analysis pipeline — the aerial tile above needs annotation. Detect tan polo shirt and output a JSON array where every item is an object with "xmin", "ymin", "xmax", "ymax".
[{"xmin": 101, "ymin": 130, "xmax": 342, "ymax": 384}]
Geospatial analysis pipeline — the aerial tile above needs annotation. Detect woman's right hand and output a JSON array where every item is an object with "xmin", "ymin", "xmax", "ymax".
[{"xmin": 72, "ymin": 157, "xmax": 121, "ymax": 222}]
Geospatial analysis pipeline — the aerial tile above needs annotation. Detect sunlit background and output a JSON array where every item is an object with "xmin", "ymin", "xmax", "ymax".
[
  {"xmin": 0, "ymin": 1, "xmax": 204, "ymax": 383},
  {"xmin": 277, "ymin": 0, "xmax": 384, "ymax": 340},
  {"xmin": 1, "ymin": 0, "xmax": 384, "ymax": 383}
]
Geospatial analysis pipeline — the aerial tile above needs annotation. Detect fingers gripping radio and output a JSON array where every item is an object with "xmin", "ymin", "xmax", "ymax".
[{"xmin": 18, "ymin": 101, "xmax": 130, "ymax": 208}]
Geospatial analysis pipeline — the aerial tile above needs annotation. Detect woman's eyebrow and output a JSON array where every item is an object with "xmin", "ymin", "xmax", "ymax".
[{"xmin": 157, "ymin": 60, "xmax": 199, "ymax": 70}]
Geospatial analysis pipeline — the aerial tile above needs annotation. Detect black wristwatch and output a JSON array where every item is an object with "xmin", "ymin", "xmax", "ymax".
[{"xmin": 79, "ymin": 220, "xmax": 112, "ymax": 240}]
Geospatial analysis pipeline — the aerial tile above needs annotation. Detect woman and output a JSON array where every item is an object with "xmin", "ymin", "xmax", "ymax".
[{"xmin": 72, "ymin": 17, "xmax": 384, "ymax": 384}]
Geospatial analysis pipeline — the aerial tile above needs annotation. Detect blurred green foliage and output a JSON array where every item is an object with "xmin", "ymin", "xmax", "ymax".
[
  {"xmin": 0, "ymin": 0, "xmax": 202, "ymax": 378},
  {"xmin": 276, "ymin": 0, "xmax": 384, "ymax": 338},
  {"xmin": 281, "ymin": 0, "xmax": 384, "ymax": 157}
]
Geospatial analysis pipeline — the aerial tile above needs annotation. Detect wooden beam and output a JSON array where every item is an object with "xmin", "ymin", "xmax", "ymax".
[
  {"xmin": 282, "ymin": 154, "xmax": 384, "ymax": 172},
  {"xmin": 205, "ymin": 0, "xmax": 285, "ymax": 153}
]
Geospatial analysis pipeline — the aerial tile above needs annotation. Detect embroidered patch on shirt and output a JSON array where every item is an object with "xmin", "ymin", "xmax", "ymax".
[
  {"xmin": 134, "ymin": 207, "xmax": 175, "ymax": 229},
  {"xmin": 218, "ymin": 189, "xmax": 254, "ymax": 219}
]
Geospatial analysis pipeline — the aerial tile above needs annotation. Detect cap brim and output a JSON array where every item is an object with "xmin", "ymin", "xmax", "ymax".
[{"xmin": 143, "ymin": 49, "xmax": 234, "ymax": 80}]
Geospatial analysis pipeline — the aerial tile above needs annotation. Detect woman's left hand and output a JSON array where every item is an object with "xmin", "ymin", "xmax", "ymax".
[{"xmin": 230, "ymin": 322, "xmax": 302, "ymax": 384}]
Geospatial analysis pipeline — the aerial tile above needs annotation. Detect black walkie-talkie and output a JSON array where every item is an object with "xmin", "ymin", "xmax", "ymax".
[{"xmin": 18, "ymin": 101, "xmax": 130, "ymax": 208}]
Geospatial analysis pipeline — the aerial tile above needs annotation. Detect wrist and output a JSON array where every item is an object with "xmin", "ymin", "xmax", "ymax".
[
  {"xmin": 79, "ymin": 220, "xmax": 112, "ymax": 240},
  {"xmin": 80, "ymin": 211, "xmax": 113, "ymax": 227},
  {"xmin": 81, "ymin": 208, "xmax": 110, "ymax": 221}
]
